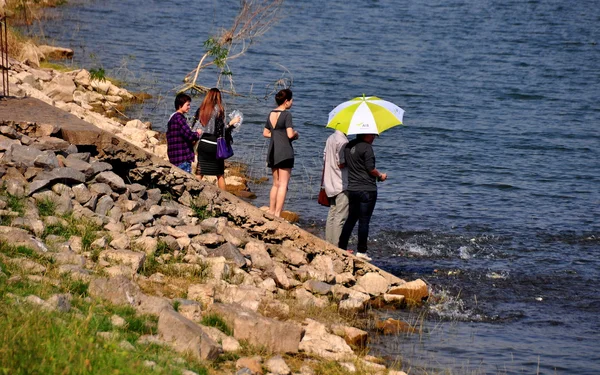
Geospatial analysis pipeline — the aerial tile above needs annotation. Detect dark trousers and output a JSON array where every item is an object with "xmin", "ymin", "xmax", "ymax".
[{"xmin": 338, "ymin": 190, "xmax": 377, "ymax": 253}]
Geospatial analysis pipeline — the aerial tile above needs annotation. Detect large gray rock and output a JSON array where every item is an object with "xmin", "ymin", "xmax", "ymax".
[
  {"xmin": 0, "ymin": 226, "xmax": 48, "ymax": 253},
  {"xmin": 355, "ymin": 272, "xmax": 390, "ymax": 296},
  {"xmin": 210, "ymin": 303, "xmax": 303, "ymax": 354},
  {"xmin": 3, "ymin": 144, "xmax": 44, "ymax": 166},
  {"xmin": 243, "ymin": 241, "xmax": 273, "ymax": 271},
  {"xmin": 95, "ymin": 171, "xmax": 126, "ymax": 192},
  {"xmin": 158, "ymin": 309, "xmax": 222, "ymax": 360},
  {"xmin": 299, "ymin": 319, "xmax": 353, "ymax": 360},
  {"xmin": 34, "ymin": 167, "xmax": 86, "ymax": 185},
  {"xmin": 88, "ymin": 276, "xmax": 143, "ymax": 306},
  {"xmin": 98, "ymin": 249, "xmax": 145, "ymax": 273},
  {"xmin": 33, "ymin": 136, "xmax": 71, "ymax": 152},
  {"xmin": 206, "ymin": 242, "xmax": 246, "ymax": 268},
  {"xmin": 63, "ymin": 157, "xmax": 94, "ymax": 179},
  {"xmin": 43, "ymin": 74, "xmax": 76, "ymax": 102}
]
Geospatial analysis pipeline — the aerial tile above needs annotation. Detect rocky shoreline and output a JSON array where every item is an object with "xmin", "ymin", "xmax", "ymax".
[{"xmin": 1, "ymin": 30, "xmax": 427, "ymax": 375}]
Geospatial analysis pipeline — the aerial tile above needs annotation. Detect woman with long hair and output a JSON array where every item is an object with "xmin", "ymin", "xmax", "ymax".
[
  {"xmin": 263, "ymin": 88, "xmax": 299, "ymax": 217},
  {"xmin": 194, "ymin": 88, "xmax": 238, "ymax": 190}
]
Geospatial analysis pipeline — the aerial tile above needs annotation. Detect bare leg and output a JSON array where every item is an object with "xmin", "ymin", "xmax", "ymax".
[
  {"xmin": 274, "ymin": 168, "xmax": 291, "ymax": 217},
  {"xmin": 268, "ymin": 168, "xmax": 279, "ymax": 215},
  {"xmin": 216, "ymin": 175, "xmax": 226, "ymax": 190}
]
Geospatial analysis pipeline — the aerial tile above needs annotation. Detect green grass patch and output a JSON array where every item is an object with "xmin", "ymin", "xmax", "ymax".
[
  {"xmin": 36, "ymin": 197, "xmax": 57, "ymax": 217},
  {"xmin": 4, "ymin": 193, "xmax": 26, "ymax": 215},
  {"xmin": 200, "ymin": 313, "xmax": 232, "ymax": 336},
  {"xmin": 155, "ymin": 240, "xmax": 170, "ymax": 257},
  {"xmin": 39, "ymin": 60, "xmax": 75, "ymax": 72},
  {"xmin": 0, "ymin": 241, "xmax": 53, "ymax": 271},
  {"xmin": 190, "ymin": 201, "xmax": 212, "ymax": 220},
  {"xmin": 0, "ymin": 301, "xmax": 208, "ymax": 375},
  {"xmin": 42, "ymin": 214, "xmax": 103, "ymax": 252},
  {"xmin": 140, "ymin": 253, "xmax": 161, "ymax": 276}
]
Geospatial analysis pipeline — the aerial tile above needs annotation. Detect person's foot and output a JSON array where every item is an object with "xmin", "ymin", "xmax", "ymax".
[
  {"xmin": 346, "ymin": 249, "xmax": 354, "ymax": 254},
  {"xmin": 356, "ymin": 252, "xmax": 372, "ymax": 261}
]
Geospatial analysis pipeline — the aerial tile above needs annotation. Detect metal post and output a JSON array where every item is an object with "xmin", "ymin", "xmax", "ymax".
[{"xmin": 0, "ymin": 15, "xmax": 9, "ymax": 97}]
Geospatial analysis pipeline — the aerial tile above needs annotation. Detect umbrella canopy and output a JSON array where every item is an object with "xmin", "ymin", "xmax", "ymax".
[{"xmin": 326, "ymin": 95, "xmax": 404, "ymax": 135}]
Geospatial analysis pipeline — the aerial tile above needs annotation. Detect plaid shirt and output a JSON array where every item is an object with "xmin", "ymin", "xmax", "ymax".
[{"xmin": 166, "ymin": 112, "xmax": 200, "ymax": 165}]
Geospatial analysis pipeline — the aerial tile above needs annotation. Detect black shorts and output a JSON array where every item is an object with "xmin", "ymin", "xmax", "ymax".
[{"xmin": 268, "ymin": 158, "xmax": 294, "ymax": 169}]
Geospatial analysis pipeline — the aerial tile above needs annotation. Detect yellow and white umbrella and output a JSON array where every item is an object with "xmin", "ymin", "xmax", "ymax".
[{"xmin": 326, "ymin": 95, "xmax": 404, "ymax": 135}]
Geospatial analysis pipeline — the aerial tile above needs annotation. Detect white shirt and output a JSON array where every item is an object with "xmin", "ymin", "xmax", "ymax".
[{"xmin": 323, "ymin": 130, "xmax": 348, "ymax": 197}]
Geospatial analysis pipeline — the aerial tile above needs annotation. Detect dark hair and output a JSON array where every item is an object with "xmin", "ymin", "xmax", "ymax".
[
  {"xmin": 174, "ymin": 93, "xmax": 191, "ymax": 110},
  {"xmin": 275, "ymin": 88, "xmax": 293, "ymax": 105}
]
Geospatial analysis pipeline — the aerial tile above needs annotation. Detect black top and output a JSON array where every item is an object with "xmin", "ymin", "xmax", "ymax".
[
  {"xmin": 265, "ymin": 110, "xmax": 295, "ymax": 166},
  {"xmin": 343, "ymin": 138, "xmax": 377, "ymax": 192}
]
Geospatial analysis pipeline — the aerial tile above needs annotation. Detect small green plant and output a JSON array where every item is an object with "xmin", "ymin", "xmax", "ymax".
[
  {"xmin": 42, "ymin": 214, "xmax": 103, "ymax": 252},
  {"xmin": 201, "ymin": 313, "xmax": 232, "ymax": 336},
  {"xmin": 190, "ymin": 201, "xmax": 211, "ymax": 220},
  {"xmin": 5, "ymin": 193, "xmax": 26, "ymax": 215},
  {"xmin": 64, "ymin": 278, "xmax": 89, "ymax": 298},
  {"xmin": 204, "ymin": 37, "xmax": 229, "ymax": 69},
  {"xmin": 155, "ymin": 240, "xmax": 171, "ymax": 257},
  {"xmin": 172, "ymin": 300, "xmax": 181, "ymax": 312},
  {"xmin": 140, "ymin": 253, "xmax": 161, "ymax": 276},
  {"xmin": 0, "ymin": 241, "xmax": 51, "ymax": 268},
  {"xmin": 36, "ymin": 197, "xmax": 57, "ymax": 217},
  {"xmin": 89, "ymin": 67, "xmax": 106, "ymax": 82}
]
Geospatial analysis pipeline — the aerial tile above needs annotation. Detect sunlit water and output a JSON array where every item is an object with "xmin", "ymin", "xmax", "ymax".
[{"xmin": 31, "ymin": 0, "xmax": 600, "ymax": 373}]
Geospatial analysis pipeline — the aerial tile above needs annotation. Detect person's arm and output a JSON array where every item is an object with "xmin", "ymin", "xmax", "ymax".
[
  {"xmin": 263, "ymin": 127, "xmax": 271, "ymax": 138},
  {"xmin": 368, "ymin": 168, "xmax": 387, "ymax": 181},
  {"xmin": 364, "ymin": 145, "xmax": 386, "ymax": 181},
  {"xmin": 337, "ymin": 140, "xmax": 347, "ymax": 169},
  {"xmin": 177, "ymin": 114, "xmax": 200, "ymax": 142}
]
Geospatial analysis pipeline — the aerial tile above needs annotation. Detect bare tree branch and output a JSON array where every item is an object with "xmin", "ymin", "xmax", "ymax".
[{"xmin": 179, "ymin": 0, "xmax": 284, "ymax": 96}]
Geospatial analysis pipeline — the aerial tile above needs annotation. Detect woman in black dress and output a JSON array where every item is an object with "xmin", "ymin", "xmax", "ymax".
[
  {"xmin": 263, "ymin": 88, "xmax": 299, "ymax": 217},
  {"xmin": 195, "ymin": 88, "xmax": 239, "ymax": 190}
]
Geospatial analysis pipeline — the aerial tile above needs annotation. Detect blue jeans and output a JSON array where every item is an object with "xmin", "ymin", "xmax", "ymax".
[
  {"xmin": 177, "ymin": 161, "xmax": 192, "ymax": 173},
  {"xmin": 338, "ymin": 190, "xmax": 377, "ymax": 253}
]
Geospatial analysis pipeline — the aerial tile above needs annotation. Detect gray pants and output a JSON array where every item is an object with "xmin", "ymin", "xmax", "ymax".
[{"xmin": 326, "ymin": 191, "xmax": 349, "ymax": 245}]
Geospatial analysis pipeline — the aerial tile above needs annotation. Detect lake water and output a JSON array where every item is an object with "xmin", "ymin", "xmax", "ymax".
[{"xmin": 32, "ymin": 0, "xmax": 600, "ymax": 373}]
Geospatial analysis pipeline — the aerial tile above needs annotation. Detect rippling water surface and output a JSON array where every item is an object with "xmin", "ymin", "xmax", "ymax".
[{"xmin": 35, "ymin": 0, "xmax": 600, "ymax": 373}]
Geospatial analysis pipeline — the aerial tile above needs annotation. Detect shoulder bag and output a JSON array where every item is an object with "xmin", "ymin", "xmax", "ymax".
[{"xmin": 317, "ymin": 159, "xmax": 330, "ymax": 207}]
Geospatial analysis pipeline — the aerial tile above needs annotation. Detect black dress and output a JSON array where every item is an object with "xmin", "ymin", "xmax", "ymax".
[
  {"xmin": 197, "ymin": 110, "xmax": 225, "ymax": 176},
  {"xmin": 265, "ymin": 110, "xmax": 294, "ymax": 169}
]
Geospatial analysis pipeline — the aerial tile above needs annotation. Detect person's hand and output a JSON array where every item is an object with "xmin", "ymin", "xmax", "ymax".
[
  {"xmin": 229, "ymin": 116, "xmax": 241, "ymax": 126},
  {"xmin": 378, "ymin": 173, "xmax": 387, "ymax": 182},
  {"xmin": 293, "ymin": 131, "xmax": 299, "ymax": 140}
]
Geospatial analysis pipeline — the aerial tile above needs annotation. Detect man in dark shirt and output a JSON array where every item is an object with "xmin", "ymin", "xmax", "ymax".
[{"xmin": 337, "ymin": 133, "xmax": 387, "ymax": 261}]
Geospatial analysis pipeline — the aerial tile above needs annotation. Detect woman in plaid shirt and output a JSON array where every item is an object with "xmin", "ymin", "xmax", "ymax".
[{"xmin": 166, "ymin": 93, "xmax": 201, "ymax": 173}]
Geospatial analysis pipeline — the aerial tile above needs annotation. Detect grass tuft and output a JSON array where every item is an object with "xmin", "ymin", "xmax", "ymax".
[
  {"xmin": 36, "ymin": 197, "xmax": 57, "ymax": 217},
  {"xmin": 201, "ymin": 313, "xmax": 232, "ymax": 336}
]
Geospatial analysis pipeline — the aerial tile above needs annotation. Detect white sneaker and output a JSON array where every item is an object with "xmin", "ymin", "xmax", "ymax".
[{"xmin": 356, "ymin": 252, "xmax": 372, "ymax": 261}]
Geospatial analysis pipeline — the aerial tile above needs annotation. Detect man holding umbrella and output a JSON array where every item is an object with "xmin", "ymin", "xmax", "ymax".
[
  {"xmin": 326, "ymin": 95, "xmax": 404, "ymax": 261},
  {"xmin": 337, "ymin": 133, "xmax": 387, "ymax": 261}
]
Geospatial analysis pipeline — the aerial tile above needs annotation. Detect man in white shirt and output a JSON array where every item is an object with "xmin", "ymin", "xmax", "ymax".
[{"xmin": 323, "ymin": 130, "xmax": 349, "ymax": 245}]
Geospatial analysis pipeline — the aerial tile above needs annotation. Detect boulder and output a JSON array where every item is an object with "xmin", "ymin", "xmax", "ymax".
[
  {"xmin": 299, "ymin": 319, "xmax": 353, "ymax": 360},
  {"xmin": 355, "ymin": 272, "xmax": 390, "ymax": 296},
  {"xmin": 158, "ymin": 309, "xmax": 221, "ymax": 360},
  {"xmin": 387, "ymin": 279, "xmax": 429, "ymax": 303},
  {"xmin": 210, "ymin": 303, "xmax": 303, "ymax": 354}
]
